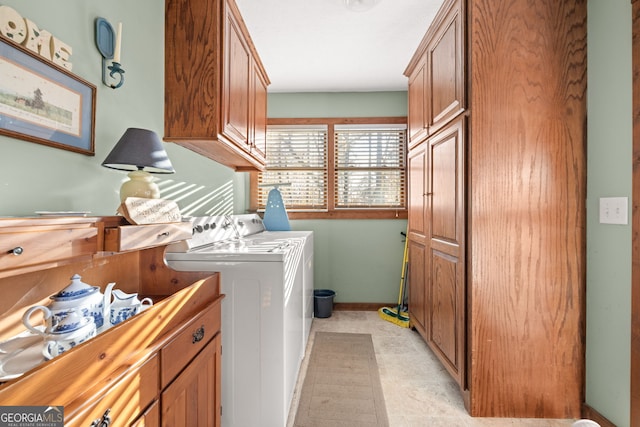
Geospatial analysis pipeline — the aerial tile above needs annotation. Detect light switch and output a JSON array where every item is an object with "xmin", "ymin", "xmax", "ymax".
[{"xmin": 599, "ymin": 197, "xmax": 628, "ymax": 225}]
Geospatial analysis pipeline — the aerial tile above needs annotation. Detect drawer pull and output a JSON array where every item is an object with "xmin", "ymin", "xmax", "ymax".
[
  {"xmin": 90, "ymin": 408, "xmax": 111, "ymax": 426},
  {"xmin": 192, "ymin": 325, "xmax": 205, "ymax": 343},
  {"xmin": 8, "ymin": 246, "xmax": 23, "ymax": 256},
  {"xmin": 158, "ymin": 232, "xmax": 170, "ymax": 238}
]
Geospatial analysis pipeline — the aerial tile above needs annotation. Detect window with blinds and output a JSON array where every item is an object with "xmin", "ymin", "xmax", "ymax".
[
  {"xmin": 334, "ymin": 125, "xmax": 406, "ymax": 209},
  {"xmin": 258, "ymin": 125, "xmax": 328, "ymax": 210},
  {"xmin": 254, "ymin": 118, "xmax": 407, "ymax": 219}
]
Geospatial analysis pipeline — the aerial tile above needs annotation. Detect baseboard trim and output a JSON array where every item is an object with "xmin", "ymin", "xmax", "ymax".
[
  {"xmin": 333, "ymin": 302, "xmax": 393, "ymax": 311},
  {"xmin": 581, "ymin": 403, "xmax": 616, "ymax": 427}
]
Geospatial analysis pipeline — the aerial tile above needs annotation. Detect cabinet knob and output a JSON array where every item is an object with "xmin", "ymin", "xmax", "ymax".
[
  {"xmin": 8, "ymin": 246, "xmax": 23, "ymax": 256},
  {"xmin": 192, "ymin": 325, "xmax": 205, "ymax": 343},
  {"xmin": 158, "ymin": 232, "xmax": 170, "ymax": 238}
]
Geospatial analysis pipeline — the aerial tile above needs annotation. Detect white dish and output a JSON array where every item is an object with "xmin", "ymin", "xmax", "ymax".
[
  {"xmin": 0, "ymin": 328, "xmax": 46, "ymax": 381},
  {"xmin": 0, "ymin": 341, "xmax": 45, "ymax": 380},
  {"xmin": 35, "ymin": 211, "xmax": 91, "ymax": 217},
  {"xmin": 0, "ymin": 332, "xmax": 41, "ymax": 354}
]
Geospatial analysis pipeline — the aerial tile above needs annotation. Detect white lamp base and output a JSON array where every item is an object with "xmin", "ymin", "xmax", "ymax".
[{"xmin": 119, "ymin": 170, "xmax": 160, "ymax": 202}]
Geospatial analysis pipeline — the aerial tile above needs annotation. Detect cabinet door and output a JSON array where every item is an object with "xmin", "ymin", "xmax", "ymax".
[
  {"xmin": 427, "ymin": 0, "xmax": 464, "ymax": 135},
  {"xmin": 164, "ymin": 0, "xmax": 219, "ymax": 139},
  {"xmin": 407, "ymin": 55, "xmax": 428, "ymax": 147},
  {"xmin": 162, "ymin": 335, "xmax": 221, "ymax": 427},
  {"xmin": 408, "ymin": 239, "xmax": 427, "ymax": 336},
  {"xmin": 408, "ymin": 142, "xmax": 428, "ymax": 336},
  {"xmin": 251, "ymin": 64, "xmax": 268, "ymax": 160},
  {"xmin": 426, "ymin": 117, "xmax": 466, "ymax": 386},
  {"xmin": 408, "ymin": 143, "xmax": 427, "ymax": 239},
  {"xmin": 222, "ymin": 0, "xmax": 251, "ymax": 149}
]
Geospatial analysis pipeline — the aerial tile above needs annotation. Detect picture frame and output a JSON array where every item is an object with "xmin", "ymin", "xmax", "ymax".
[{"xmin": 0, "ymin": 35, "xmax": 95, "ymax": 156}]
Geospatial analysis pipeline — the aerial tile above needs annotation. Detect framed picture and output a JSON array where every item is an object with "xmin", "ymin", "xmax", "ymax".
[{"xmin": 0, "ymin": 36, "xmax": 95, "ymax": 155}]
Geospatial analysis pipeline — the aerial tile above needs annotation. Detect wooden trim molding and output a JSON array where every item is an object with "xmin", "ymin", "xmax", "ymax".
[
  {"xmin": 333, "ymin": 302, "xmax": 392, "ymax": 311},
  {"xmin": 632, "ymin": 0, "xmax": 640, "ymax": 425},
  {"xmin": 582, "ymin": 404, "xmax": 618, "ymax": 427}
]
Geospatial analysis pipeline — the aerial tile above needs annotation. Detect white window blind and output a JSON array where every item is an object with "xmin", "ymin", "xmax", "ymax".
[
  {"xmin": 257, "ymin": 121, "xmax": 407, "ymax": 214},
  {"xmin": 258, "ymin": 126, "xmax": 328, "ymax": 210},
  {"xmin": 334, "ymin": 125, "xmax": 407, "ymax": 209}
]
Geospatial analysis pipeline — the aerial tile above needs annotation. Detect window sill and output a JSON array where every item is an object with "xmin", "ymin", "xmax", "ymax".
[{"xmin": 268, "ymin": 210, "xmax": 408, "ymax": 220}]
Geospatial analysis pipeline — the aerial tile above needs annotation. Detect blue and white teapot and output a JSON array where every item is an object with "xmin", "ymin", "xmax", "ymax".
[
  {"xmin": 23, "ymin": 274, "xmax": 113, "ymax": 332},
  {"xmin": 47, "ymin": 274, "xmax": 114, "ymax": 329}
]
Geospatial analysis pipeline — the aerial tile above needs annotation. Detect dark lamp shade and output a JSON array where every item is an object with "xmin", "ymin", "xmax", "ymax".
[{"xmin": 102, "ymin": 128, "xmax": 175, "ymax": 174}]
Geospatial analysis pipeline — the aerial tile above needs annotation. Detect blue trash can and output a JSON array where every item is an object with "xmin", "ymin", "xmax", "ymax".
[{"xmin": 313, "ymin": 289, "xmax": 336, "ymax": 318}]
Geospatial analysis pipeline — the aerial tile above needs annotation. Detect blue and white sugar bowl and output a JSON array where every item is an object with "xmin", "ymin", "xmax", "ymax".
[{"xmin": 39, "ymin": 310, "xmax": 97, "ymax": 359}]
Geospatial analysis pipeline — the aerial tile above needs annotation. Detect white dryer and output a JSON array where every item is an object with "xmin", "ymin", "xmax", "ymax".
[{"xmin": 165, "ymin": 215, "xmax": 313, "ymax": 427}]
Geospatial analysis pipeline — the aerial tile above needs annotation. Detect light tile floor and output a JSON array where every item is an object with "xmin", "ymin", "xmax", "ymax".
[{"xmin": 287, "ymin": 311, "xmax": 577, "ymax": 427}]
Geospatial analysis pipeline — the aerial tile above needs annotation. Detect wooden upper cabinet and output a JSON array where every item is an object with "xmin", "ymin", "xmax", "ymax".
[
  {"xmin": 404, "ymin": 0, "xmax": 464, "ymax": 142},
  {"xmin": 252, "ymin": 64, "xmax": 269, "ymax": 160},
  {"xmin": 164, "ymin": 0, "xmax": 270, "ymax": 171},
  {"xmin": 407, "ymin": 57, "xmax": 428, "ymax": 147},
  {"xmin": 427, "ymin": 0, "xmax": 464, "ymax": 135},
  {"xmin": 222, "ymin": 3, "xmax": 251, "ymax": 149}
]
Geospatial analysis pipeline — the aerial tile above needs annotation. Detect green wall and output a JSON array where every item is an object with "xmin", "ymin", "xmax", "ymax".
[
  {"xmin": 268, "ymin": 92, "xmax": 409, "ymax": 118},
  {"xmin": 586, "ymin": 1, "xmax": 632, "ymax": 426},
  {"xmin": 269, "ymin": 92, "xmax": 408, "ymax": 304},
  {"xmin": 0, "ymin": 0, "xmax": 241, "ymax": 218}
]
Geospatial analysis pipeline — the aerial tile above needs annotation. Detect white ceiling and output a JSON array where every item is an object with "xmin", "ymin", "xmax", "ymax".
[{"xmin": 234, "ymin": 0, "xmax": 445, "ymax": 93}]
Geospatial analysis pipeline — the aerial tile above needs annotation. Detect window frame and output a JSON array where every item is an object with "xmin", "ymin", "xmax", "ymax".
[{"xmin": 250, "ymin": 117, "xmax": 408, "ymax": 220}]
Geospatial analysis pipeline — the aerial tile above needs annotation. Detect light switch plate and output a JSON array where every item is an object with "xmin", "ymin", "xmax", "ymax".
[{"xmin": 599, "ymin": 197, "xmax": 628, "ymax": 225}]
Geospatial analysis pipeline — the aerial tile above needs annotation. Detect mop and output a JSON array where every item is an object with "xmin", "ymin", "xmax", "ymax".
[{"xmin": 378, "ymin": 230, "xmax": 410, "ymax": 328}]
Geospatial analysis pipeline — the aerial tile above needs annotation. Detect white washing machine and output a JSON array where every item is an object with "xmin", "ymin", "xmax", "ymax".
[{"xmin": 165, "ymin": 215, "xmax": 313, "ymax": 427}]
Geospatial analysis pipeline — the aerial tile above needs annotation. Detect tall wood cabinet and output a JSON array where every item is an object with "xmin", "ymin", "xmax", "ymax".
[
  {"xmin": 406, "ymin": 0, "xmax": 467, "ymax": 393},
  {"xmin": 0, "ymin": 217, "xmax": 223, "ymax": 426},
  {"xmin": 405, "ymin": 0, "xmax": 587, "ymax": 418},
  {"xmin": 165, "ymin": 0, "xmax": 270, "ymax": 171}
]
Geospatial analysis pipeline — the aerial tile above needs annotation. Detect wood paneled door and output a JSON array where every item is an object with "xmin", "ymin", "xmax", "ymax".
[
  {"xmin": 426, "ymin": 117, "xmax": 466, "ymax": 386},
  {"xmin": 406, "ymin": 117, "xmax": 466, "ymax": 388}
]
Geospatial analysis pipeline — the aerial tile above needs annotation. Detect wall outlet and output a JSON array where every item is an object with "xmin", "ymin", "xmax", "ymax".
[{"xmin": 599, "ymin": 197, "xmax": 628, "ymax": 225}]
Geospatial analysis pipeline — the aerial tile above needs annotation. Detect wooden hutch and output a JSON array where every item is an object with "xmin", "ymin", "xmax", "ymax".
[{"xmin": 0, "ymin": 216, "xmax": 222, "ymax": 426}]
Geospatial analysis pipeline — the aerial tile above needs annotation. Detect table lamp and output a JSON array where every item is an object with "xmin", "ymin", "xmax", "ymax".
[{"xmin": 102, "ymin": 128, "xmax": 175, "ymax": 202}]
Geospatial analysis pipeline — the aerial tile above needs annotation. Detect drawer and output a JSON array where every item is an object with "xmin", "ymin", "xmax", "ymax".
[
  {"xmin": 64, "ymin": 354, "xmax": 159, "ymax": 427},
  {"xmin": 0, "ymin": 224, "xmax": 99, "ymax": 272},
  {"xmin": 160, "ymin": 300, "xmax": 221, "ymax": 388},
  {"xmin": 104, "ymin": 222, "xmax": 192, "ymax": 252}
]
